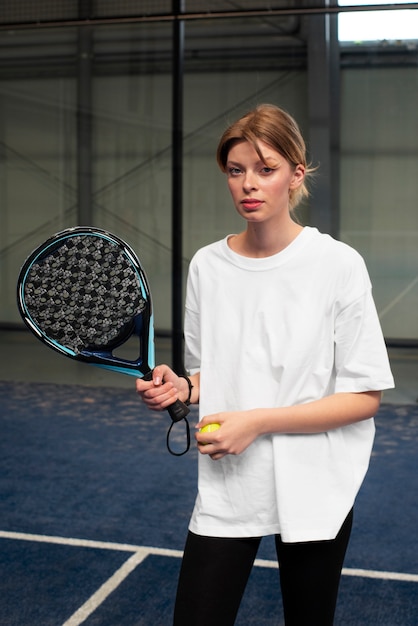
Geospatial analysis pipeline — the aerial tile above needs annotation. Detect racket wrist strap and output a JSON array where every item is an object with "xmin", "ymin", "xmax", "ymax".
[{"xmin": 179, "ymin": 374, "xmax": 193, "ymax": 405}]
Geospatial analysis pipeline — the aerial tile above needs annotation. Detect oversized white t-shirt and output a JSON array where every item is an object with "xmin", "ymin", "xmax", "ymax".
[{"xmin": 184, "ymin": 227, "xmax": 394, "ymax": 542}]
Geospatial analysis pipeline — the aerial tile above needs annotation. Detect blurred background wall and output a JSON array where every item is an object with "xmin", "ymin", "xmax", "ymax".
[{"xmin": 1, "ymin": 1, "xmax": 417, "ymax": 369}]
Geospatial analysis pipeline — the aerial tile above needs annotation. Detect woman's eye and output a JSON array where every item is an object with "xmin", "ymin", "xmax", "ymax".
[
  {"xmin": 261, "ymin": 167, "xmax": 274, "ymax": 174},
  {"xmin": 228, "ymin": 167, "xmax": 242, "ymax": 176}
]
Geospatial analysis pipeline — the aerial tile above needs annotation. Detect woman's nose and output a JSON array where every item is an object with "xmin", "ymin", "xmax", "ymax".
[{"xmin": 243, "ymin": 172, "xmax": 257, "ymax": 192}]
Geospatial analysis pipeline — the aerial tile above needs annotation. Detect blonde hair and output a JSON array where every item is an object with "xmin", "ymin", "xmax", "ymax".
[{"xmin": 217, "ymin": 104, "xmax": 314, "ymax": 211}]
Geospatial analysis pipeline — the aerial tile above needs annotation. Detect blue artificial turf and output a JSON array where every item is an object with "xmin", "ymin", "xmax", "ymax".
[{"xmin": 0, "ymin": 381, "xmax": 417, "ymax": 625}]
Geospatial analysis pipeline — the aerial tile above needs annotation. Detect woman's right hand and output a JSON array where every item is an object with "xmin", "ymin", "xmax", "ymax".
[{"xmin": 135, "ymin": 364, "xmax": 188, "ymax": 412}]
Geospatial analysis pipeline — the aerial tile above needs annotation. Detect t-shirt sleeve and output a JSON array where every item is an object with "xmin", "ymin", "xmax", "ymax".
[
  {"xmin": 333, "ymin": 255, "xmax": 394, "ymax": 393},
  {"xmin": 184, "ymin": 257, "xmax": 201, "ymax": 375}
]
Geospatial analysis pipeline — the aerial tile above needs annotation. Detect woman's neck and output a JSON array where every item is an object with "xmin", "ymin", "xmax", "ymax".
[{"xmin": 228, "ymin": 220, "xmax": 304, "ymax": 258}]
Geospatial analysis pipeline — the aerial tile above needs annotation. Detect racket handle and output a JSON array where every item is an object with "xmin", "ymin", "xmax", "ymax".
[{"xmin": 167, "ymin": 399, "xmax": 190, "ymax": 422}]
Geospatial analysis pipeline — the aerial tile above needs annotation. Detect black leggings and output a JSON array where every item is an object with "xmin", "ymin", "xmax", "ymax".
[{"xmin": 173, "ymin": 509, "xmax": 353, "ymax": 626}]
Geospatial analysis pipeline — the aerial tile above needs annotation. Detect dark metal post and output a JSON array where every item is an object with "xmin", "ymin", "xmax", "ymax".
[
  {"xmin": 306, "ymin": 0, "xmax": 340, "ymax": 237},
  {"xmin": 172, "ymin": 0, "xmax": 185, "ymax": 373},
  {"xmin": 77, "ymin": 1, "xmax": 93, "ymax": 225}
]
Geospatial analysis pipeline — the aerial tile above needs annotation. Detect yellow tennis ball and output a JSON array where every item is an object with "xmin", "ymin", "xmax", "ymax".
[{"xmin": 200, "ymin": 423, "xmax": 221, "ymax": 434}]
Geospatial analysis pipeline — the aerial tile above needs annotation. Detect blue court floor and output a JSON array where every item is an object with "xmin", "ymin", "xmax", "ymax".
[{"xmin": 0, "ymin": 331, "xmax": 417, "ymax": 625}]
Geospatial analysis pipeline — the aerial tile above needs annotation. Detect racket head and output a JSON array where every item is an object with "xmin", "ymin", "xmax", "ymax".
[{"xmin": 17, "ymin": 226, "xmax": 155, "ymax": 378}]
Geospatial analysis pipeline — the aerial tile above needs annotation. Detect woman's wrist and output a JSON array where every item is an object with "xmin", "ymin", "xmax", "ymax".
[{"xmin": 178, "ymin": 374, "xmax": 194, "ymax": 405}]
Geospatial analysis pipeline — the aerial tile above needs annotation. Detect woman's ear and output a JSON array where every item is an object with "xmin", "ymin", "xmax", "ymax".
[{"xmin": 290, "ymin": 164, "xmax": 305, "ymax": 189}]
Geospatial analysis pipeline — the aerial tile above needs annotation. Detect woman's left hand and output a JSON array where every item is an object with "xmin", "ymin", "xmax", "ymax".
[{"xmin": 196, "ymin": 410, "xmax": 259, "ymax": 460}]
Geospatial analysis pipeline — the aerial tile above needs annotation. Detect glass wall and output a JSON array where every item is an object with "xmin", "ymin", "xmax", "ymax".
[{"xmin": 0, "ymin": 1, "xmax": 417, "ymax": 344}]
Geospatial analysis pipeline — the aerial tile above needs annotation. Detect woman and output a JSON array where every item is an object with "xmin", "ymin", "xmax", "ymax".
[{"xmin": 136, "ymin": 104, "xmax": 394, "ymax": 625}]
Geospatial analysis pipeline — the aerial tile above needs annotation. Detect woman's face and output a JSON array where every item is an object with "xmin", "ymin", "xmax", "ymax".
[{"xmin": 225, "ymin": 139, "xmax": 304, "ymax": 225}]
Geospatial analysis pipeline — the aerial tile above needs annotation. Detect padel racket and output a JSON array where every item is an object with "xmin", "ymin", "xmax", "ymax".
[{"xmin": 17, "ymin": 226, "xmax": 190, "ymax": 455}]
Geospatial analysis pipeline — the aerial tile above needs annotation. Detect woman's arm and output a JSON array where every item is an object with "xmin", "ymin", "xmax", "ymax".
[
  {"xmin": 197, "ymin": 390, "xmax": 381, "ymax": 459},
  {"xmin": 253, "ymin": 390, "xmax": 381, "ymax": 435}
]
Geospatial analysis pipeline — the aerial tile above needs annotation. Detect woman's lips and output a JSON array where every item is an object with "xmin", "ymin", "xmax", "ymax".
[{"xmin": 241, "ymin": 199, "xmax": 263, "ymax": 210}]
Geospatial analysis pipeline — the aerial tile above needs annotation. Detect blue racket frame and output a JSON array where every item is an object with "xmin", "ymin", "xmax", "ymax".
[{"xmin": 17, "ymin": 226, "xmax": 156, "ymax": 378}]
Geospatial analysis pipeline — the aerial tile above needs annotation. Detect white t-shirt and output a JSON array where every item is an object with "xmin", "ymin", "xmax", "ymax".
[{"xmin": 184, "ymin": 227, "xmax": 394, "ymax": 542}]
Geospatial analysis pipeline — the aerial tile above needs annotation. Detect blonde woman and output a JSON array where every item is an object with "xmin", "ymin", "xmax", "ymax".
[{"xmin": 136, "ymin": 104, "xmax": 394, "ymax": 625}]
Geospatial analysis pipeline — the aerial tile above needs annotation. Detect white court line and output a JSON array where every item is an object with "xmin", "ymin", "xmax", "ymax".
[
  {"xmin": 1, "ymin": 529, "xmax": 418, "ymax": 626},
  {"xmin": 0, "ymin": 530, "xmax": 182, "ymax": 626},
  {"xmin": 254, "ymin": 558, "xmax": 418, "ymax": 582},
  {"xmin": 62, "ymin": 550, "xmax": 148, "ymax": 626},
  {"xmin": 2, "ymin": 529, "xmax": 418, "ymax": 583},
  {"xmin": 0, "ymin": 529, "xmax": 183, "ymax": 558}
]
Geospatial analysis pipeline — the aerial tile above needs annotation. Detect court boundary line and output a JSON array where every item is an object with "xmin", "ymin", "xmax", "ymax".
[
  {"xmin": 62, "ymin": 550, "xmax": 148, "ymax": 626},
  {"xmin": 2, "ymin": 529, "xmax": 418, "ymax": 626},
  {"xmin": 1, "ymin": 529, "xmax": 417, "ymax": 583}
]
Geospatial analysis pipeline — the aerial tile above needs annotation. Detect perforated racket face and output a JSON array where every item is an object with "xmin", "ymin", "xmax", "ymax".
[{"xmin": 17, "ymin": 228, "xmax": 153, "ymax": 377}]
